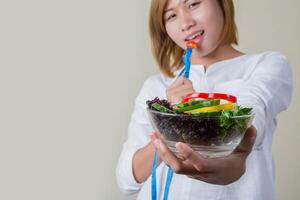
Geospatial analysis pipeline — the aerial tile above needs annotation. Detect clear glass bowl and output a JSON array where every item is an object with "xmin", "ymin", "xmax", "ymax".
[{"xmin": 147, "ymin": 108, "xmax": 254, "ymax": 158}]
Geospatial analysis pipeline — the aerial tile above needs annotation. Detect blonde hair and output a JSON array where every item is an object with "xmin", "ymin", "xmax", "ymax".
[{"xmin": 149, "ymin": 0, "xmax": 238, "ymax": 78}]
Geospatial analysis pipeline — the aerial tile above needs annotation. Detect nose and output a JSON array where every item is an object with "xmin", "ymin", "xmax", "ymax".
[{"xmin": 180, "ymin": 10, "xmax": 196, "ymax": 32}]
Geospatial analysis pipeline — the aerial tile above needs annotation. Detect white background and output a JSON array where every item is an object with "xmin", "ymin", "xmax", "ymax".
[{"xmin": 0, "ymin": 0, "xmax": 299, "ymax": 199}]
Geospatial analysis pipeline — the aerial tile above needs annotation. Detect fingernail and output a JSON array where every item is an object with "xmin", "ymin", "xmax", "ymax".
[
  {"xmin": 175, "ymin": 143, "xmax": 183, "ymax": 152},
  {"xmin": 150, "ymin": 132, "xmax": 155, "ymax": 139}
]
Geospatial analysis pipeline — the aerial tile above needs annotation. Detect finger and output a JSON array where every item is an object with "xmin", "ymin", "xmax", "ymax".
[
  {"xmin": 176, "ymin": 142, "xmax": 247, "ymax": 174},
  {"xmin": 150, "ymin": 132, "xmax": 158, "ymax": 141},
  {"xmin": 176, "ymin": 160, "xmax": 200, "ymax": 175},
  {"xmin": 182, "ymin": 77, "xmax": 193, "ymax": 86},
  {"xmin": 153, "ymin": 139, "xmax": 184, "ymax": 173},
  {"xmin": 169, "ymin": 90, "xmax": 195, "ymax": 104},
  {"xmin": 168, "ymin": 76, "xmax": 185, "ymax": 89},
  {"xmin": 175, "ymin": 142, "xmax": 211, "ymax": 172},
  {"xmin": 233, "ymin": 126, "xmax": 257, "ymax": 155},
  {"xmin": 187, "ymin": 173, "xmax": 215, "ymax": 183},
  {"xmin": 171, "ymin": 84, "xmax": 195, "ymax": 94},
  {"xmin": 169, "ymin": 76, "xmax": 192, "ymax": 89},
  {"xmin": 174, "ymin": 88, "xmax": 195, "ymax": 99},
  {"xmin": 167, "ymin": 85, "xmax": 195, "ymax": 104},
  {"xmin": 152, "ymin": 139, "xmax": 203, "ymax": 175},
  {"xmin": 179, "ymin": 76, "xmax": 193, "ymax": 86}
]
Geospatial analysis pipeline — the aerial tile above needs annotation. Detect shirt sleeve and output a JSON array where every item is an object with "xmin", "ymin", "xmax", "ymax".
[
  {"xmin": 237, "ymin": 52, "xmax": 293, "ymax": 148},
  {"xmin": 115, "ymin": 77, "xmax": 154, "ymax": 195}
]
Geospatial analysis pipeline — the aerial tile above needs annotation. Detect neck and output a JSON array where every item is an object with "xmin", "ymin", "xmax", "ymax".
[{"xmin": 190, "ymin": 45, "xmax": 244, "ymax": 70}]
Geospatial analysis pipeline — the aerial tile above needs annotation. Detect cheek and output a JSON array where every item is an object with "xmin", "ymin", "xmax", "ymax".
[
  {"xmin": 166, "ymin": 24, "xmax": 185, "ymax": 48},
  {"xmin": 203, "ymin": 9, "xmax": 224, "ymax": 42},
  {"xmin": 207, "ymin": 20, "xmax": 223, "ymax": 41}
]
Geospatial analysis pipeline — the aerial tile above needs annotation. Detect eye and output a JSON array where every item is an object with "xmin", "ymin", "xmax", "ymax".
[
  {"xmin": 189, "ymin": 1, "xmax": 201, "ymax": 9},
  {"xmin": 166, "ymin": 14, "xmax": 177, "ymax": 21}
]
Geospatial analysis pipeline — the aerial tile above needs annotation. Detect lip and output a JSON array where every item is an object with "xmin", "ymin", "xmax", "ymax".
[
  {"xmin": 184, "ymin": 30, "xmax": 205, "ymax": 41},
  {"xmin": 192, "ymin": 33, "xmax": 204, "ymax": 45}
]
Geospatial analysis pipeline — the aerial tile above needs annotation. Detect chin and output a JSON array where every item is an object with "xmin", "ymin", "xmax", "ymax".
[
  {"xmin": 196, "ymin": 44, "xmax": 219, "ymax": 57},
  {"xmin": 192, "ymin": 48, "xmax": 211, "ymax": 57}
]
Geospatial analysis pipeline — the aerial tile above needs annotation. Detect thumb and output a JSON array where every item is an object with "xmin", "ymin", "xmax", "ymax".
[
  {"xmin": 182, "ymin": 77, "xmax": 193, "ymax": 85},
  {"xmin": 233, "ymin": 126, "xmax": 257, "ymax": 155}
]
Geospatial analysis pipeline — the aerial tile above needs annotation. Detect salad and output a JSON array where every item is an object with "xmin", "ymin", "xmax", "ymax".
[{"xmin": 146, "ymin": 93, "xmax": 254, "ymax": 146}]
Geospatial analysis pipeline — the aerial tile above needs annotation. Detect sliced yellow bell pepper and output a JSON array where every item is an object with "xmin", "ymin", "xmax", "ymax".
[{"xmin": 185, "ymin": 103, "xmax": 235, "ymax": 113}]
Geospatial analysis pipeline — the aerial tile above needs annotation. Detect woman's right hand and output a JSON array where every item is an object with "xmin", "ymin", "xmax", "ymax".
[
  {"xmin": 151, "ymin": 127, "xmax": 257, "ymax": 185},
  {"xmin": 166, "ymin": 76, "xmax": 196, "ymax": 105}
]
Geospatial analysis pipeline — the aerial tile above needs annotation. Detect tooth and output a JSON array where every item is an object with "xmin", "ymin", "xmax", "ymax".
[
  {"xmin": 187, "ymin": 31, "xmax": 203, "ymax": 40},
  {"xmin": 192, "ymin": 32, "xmax": 200, "ymax": 39}
]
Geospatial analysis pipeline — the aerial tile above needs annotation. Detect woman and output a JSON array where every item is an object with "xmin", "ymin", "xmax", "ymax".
[{"xmin": 116, "ymin": 0, "xmax": 293, "ymax": 199}]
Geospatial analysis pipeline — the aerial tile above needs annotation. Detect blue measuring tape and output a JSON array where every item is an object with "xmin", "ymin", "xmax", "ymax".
[
  {"xmin": 151, "ymin": 151, "xmax": 174, "ymax": 200},
  {"xmin": 151, "ymin": 47, "xmax": 192, "ymax": 200},
  {"xmin": 151, "ymin": 152, "xmax": 157, "ymax": 200},
  {"xmin": 178, "ymin": 48, "xmax": 192, "ymax": 79}
]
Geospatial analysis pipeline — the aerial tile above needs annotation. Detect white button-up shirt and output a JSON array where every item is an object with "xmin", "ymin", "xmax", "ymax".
[{"xmin": 116, "ymin": 51, "xmax": 293, "ymax": 200}]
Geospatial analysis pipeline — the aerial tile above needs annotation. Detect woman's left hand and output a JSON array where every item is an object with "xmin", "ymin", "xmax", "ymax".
[{"xmin": 150, "ymin": 126, "xmax": 257, "ymax": 185}]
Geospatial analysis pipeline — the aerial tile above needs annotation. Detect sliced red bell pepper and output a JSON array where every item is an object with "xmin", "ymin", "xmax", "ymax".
[{"xmin": 181, "ymin": 92, "xmax": 237, "ymax": 103}]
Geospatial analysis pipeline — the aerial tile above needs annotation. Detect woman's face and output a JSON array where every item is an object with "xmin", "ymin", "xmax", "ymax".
[{"xmin": 164, "ymin": 0, "xmax": 224, "ymax": 57}]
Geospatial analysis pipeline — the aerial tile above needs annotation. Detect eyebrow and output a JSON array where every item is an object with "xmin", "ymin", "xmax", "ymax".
[
  {"xmin": 164, "ymin": 0, "xmax": 190, "ymax": 14},
  {"xmin": 163, "ymin": 8, "xmax": 174, "ymax": 14}
]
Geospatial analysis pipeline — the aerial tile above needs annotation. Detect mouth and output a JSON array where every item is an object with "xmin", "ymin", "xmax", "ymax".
[{"xmin": 184, "ymin": 30, "xmax": 205, "ymax": 42}]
